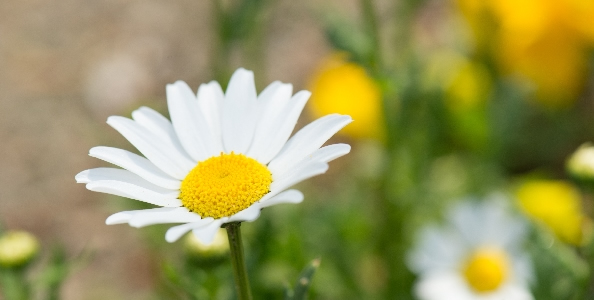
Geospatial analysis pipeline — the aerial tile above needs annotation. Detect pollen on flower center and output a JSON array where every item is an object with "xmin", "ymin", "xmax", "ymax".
[
  {"xmin": 179, "ymin": 152, "xmax": 272, "ymax": 219},
  {"xmin": 463, "ymin": 247, "xmax": 509, "ymax": 293}
]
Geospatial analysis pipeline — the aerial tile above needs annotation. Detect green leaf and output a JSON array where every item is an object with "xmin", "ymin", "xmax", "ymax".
[
  {"xmin": 322, "ymin": 14, "xmax": 373, "ymax": 66},
  {"xmin": 290, "ymin": 258, "xmax": 321, "ymax": 300}
]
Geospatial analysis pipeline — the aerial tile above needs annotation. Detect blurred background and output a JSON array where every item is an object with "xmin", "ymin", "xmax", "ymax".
[{"xmin": 1, "ymin": 0, "xmax": 594, "ymax": 299}]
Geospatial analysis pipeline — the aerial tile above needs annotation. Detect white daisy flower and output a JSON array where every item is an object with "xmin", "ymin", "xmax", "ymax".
[
  {"xmin": 407, "ymin": 199, "xmax": 534, "ymax": 300},
  {"xmin": 76, "ymin": 68, "xmax": 352, "ymax": 244}
]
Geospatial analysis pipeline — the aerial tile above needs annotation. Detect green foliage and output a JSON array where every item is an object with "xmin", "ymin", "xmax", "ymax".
[{"xmin": 283, "ymin": 258, "xmax": 320, "ymax": 300}]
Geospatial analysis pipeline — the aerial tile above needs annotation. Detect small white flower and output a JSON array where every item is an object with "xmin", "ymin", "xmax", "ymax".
[
  {"xmin": 407, "ymin": 199, "xmax": 534, "ymax": 300},
  {"xmin": 76, "ymin": 68, "xmax": 351, "ymax": 244}
]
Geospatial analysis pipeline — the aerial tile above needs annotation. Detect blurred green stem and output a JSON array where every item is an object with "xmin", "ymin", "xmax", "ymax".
[
  {"xmin": 211, "ymin": 0, "xmax": 272, "ymax": 86},
  {"xmin": 361, "ymin": 0, "xmax": 382, "ymax": 72},
  {"xmin": 211, "ymin": 0, "xmax": 233, "ymax": 85},
  {"xmin": 226, "ymin": 222, "xmax": 253, "ymax": 300},
  {"xmin": 0, "ymin": 269, "xmax": 29, "ymax": 300}
]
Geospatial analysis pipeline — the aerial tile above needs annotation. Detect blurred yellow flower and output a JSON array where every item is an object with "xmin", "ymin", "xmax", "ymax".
[
  {"xmin": 445, "ymin": 59, "xmax": 492, "ymax": 112},
  {"xmin": 516, "ymin": 180, "xmax": 591, "ymax": 245},
  {"xmin": 427, "ymin": 53, "xmax": 491, "ymax": 151},
  {"xmin": 457, "ymin": 0, "xmax": 594, "ymax": 107},
  {"xmin": 309, "ymin": 55, "xmax": 384, "ymax": 140},
  {"xmin": 0, "ymin": 230, "xmax": 40, "ymax": 268}
]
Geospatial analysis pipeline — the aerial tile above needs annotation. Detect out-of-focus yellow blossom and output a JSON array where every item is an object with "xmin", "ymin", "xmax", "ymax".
[
  {"xmin": 309, "ymin": 55, "xmax": 384, "ymax": 140},
  {"xmin": 0, "ymin": 230, "xmax": 40, "ymax": 268},
  {"xmin": 428, "ymin": 53, "xmax": 491, "ymax": 151},
  {"xmin": 567, "ymin": 143, "xmax": 594, "ymax": 180},
  {"xmin": 457, "ymin": 0, "xmax": 594, "ymax": 107},
  {"xmin": 445, "ymin": 59, "xmax": 492, "ymax": 111},
  {"xmin": 183, "ymin": 229, "xmax": 229, "ymax": 266},
  {"xmin": 516, "ymin": 180, "xmax": 592, "ymax": 245}
]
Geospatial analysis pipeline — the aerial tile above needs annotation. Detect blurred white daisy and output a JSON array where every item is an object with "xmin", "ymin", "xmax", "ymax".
[
  {"xmin": 407, "ymin": 199, "xmax": 534, "ymax": 300},
  {"xmin": 76, "ymin": 68, "xmax": 352, "ymax": 244}
]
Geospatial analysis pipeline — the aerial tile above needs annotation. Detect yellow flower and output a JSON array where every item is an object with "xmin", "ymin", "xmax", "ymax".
[
  {"xmin": 0, "ymin": 231, "xmax": 40, "ymax": 268},
  {"xmin": 445, "ymin": 59, "xmax": 492, "ymax": 112},
  {"xmin": 308, "ymin": 55, "xmax": 384, "ymax": 140},
  {"xmin": 516, "ymin": 180, "xmax": 590, "ymax": 245},
  {"xmin": 428, "ymin": 53, "xmax": 491, "ymax": 151},
  {"xmin": 457, "ymin": 0, "xmax": 594, "ymax": 107}
]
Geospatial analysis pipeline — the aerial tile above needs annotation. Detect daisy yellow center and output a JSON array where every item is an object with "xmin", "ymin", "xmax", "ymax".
[
  {"xmin": 179, "ymin": 153, "xmax": 272, "ymax": 219},
  {"xmin": 463, "ymin": 248, "xmax": 510, "ymax": 293}
]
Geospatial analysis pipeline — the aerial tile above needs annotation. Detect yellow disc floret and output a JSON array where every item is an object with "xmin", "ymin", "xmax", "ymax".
[
  {"xmin": 463, "ymin": 247, "xmax": 510, "ymax": 293},
  {"xmin": 179, "ymin": 152, "xmax": 272, "ymax": 219}
]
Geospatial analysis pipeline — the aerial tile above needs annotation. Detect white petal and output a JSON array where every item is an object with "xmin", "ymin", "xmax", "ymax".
[
  {"xmin": 167, "ymin": 81, "xmax": 220, "ymax": 161},
  {"xmin": 196, "ymin": 81, "xmax": 224, "ymax": 151},
  {"xmin": 106, "ymin": 207, "xmax": 175, "ymax": 225},
  {"xmin": 131, "ymin": 106, "xmax": 190, "ymax": 160},
  {"xmin": 166, "ymin": 219, "xmax": 215, "ymax": 243},
  {"xmin": 415, "ymin": 272, "xmax": 474, "ymax": 300},
  {"xmin": 252, "ymin": 81, "xmax": 292, "ymax": 129},
  {"xmin": 86, "ymin": 181, "xmax": 182, "ymax": 207},
  {"xmin": 273, "ymin": 143, "xmax": 351, "ymax": 180},
  {"xmin": 75, "ymin": 168, "xmax": 173, "ymax": 192},
  {"xmin": 267, "ymin": 114, "xmax": 352, "ymax": 175},
  {"xmin": 107, "ymin": 116, "xmax": 194, "ymax": 179},
  {"xmin": 78, "ymin": 168, "xmax": 181, "ymax": 207},
  {"xmin": 222, "ymin": 68, "xmax": 258, "ymax": 153},
  {"xmin": 191, "ymin": 220, "xmax": 224, "ymax": 245},
  {"xmin": 248, "ymin": 89, "xmax": 310, "ymax": 164},
  {"xmin": 106, "ymin": 211, "xmax": 136, "ymax": 225},
  {"xmin": 129, "ymin": 207, "xmax": 202, "ymax": 228},
  {"xmin": 259, "ymin": 189, "xmax": 304, "ymax": 208},
  {"xmin": 261, "ymin": 162, "xmax": 329, "ymax": 203},
  {"xmin": 228, "ymin": 204, "xmax": 262, "ymax": 222},
  {"xmin": 406, "ymin": 226, "xmax": 465, "ymax": 274},
  {"xmin": 89, "ymin": 146, "xmax": 181, "ymax": 189},
  {"xmin": 498, "ymin": 283, "xmax": 534, "ymax": 300}
]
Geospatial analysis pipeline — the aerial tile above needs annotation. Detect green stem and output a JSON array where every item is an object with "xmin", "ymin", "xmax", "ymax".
[
  {"xmin": 361, "ymin": 0, "xmax": 382, "ymax": 72},
  {"xmin": 225, "ymin": 222, "xmax": 252, "ymax": 300},
  {"xmin": 0, "ymin": 268, "xmax": 29, "ymax": 300}
]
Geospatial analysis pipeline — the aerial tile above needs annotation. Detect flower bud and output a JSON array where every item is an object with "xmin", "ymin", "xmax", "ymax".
[
  {"xmin": 567, "ymin": 143, "xmax": 594, "ymax": 180},
  {"xmin": 0, "ymin": 231, "xmax": 40, "ymax": 268}
]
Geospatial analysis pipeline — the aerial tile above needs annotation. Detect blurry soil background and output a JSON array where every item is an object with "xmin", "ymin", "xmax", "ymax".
[{"xmin": 0, "ymin": 0, "xmax": 365, "ymax": 298}]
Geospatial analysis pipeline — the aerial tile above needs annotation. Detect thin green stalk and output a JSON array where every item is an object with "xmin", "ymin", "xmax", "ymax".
[
  {"xmin": 0, "ymin": 269, "xmax": 29, "ymax": 300},
  {"xmin": 211, "ymin": 0, "xmax": 233, "ymax": 85},
  {"xmin": 361, "ymin": 0, "xmax": 382, "ymax": 72},
  {"xmin": 225, "ymin": 222, "xmax": 252, "ymax": 300}
]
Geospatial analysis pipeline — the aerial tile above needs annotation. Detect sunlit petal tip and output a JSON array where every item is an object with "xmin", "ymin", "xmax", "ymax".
[
  {"xmin": 165, "ymin": 224, "xmax": 192, "ymax": 243},
  {"xmin": 105, "ymin": 115, "xmax": 123, "ymax": 125},
  {"xmin": 296, "ymin": 90, "xmax": 312, "ymax": 99},
  {"xmin": 106, "ymin": 212, "xmax": 133, "ymax": 225},
  {"xmin": 75, "ymin": 170, "xmax": 90, "ymax": 183},
  {"xmin": 232, "ymin": 67, "xmax": 251, "ymax": 76}
]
